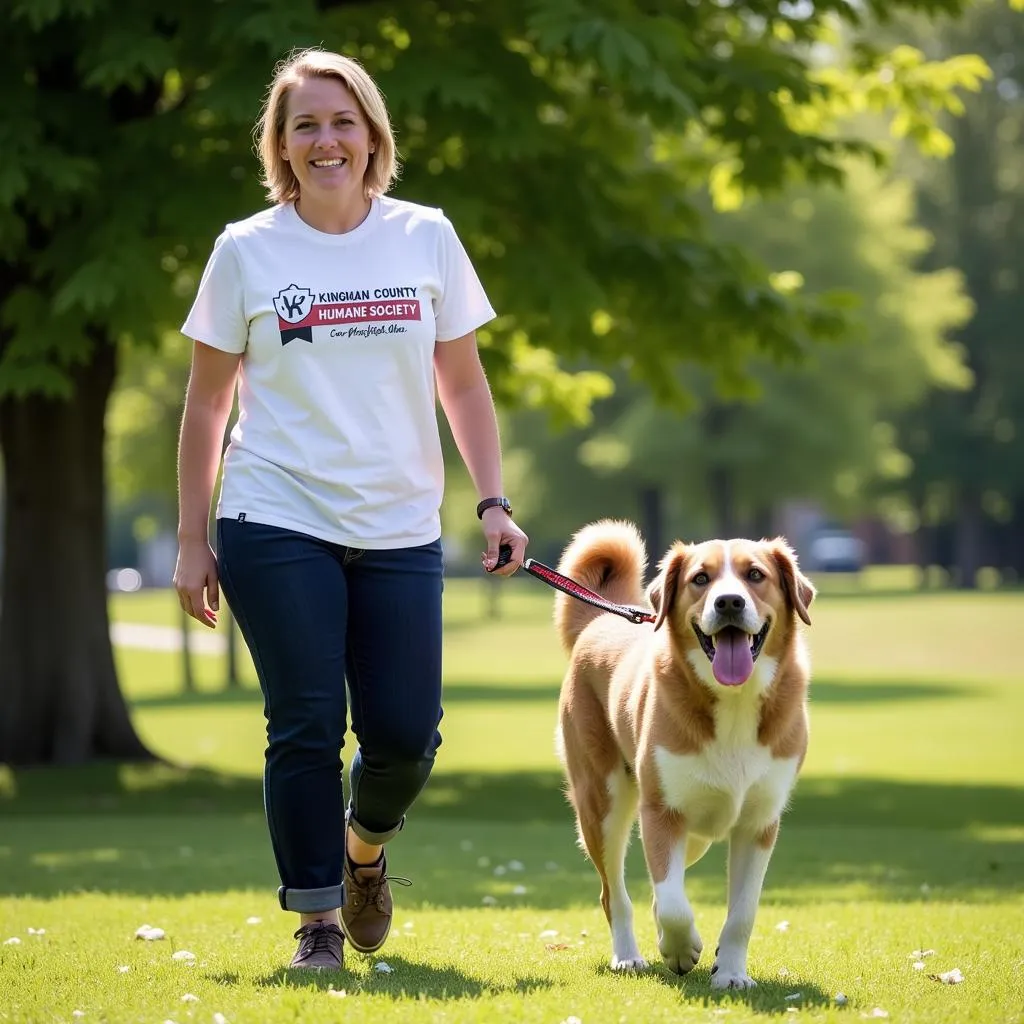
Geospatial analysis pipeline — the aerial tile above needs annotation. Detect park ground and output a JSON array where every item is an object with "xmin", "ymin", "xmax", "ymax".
[{"xmin": 1, "ymin": 572, "xmax": 1022, "ymax": 1023}]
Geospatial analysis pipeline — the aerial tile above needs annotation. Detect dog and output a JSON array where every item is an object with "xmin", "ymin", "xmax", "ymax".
[{"xmin": 552, "ymin": 520, "xmax": 815, "ymax": 989}]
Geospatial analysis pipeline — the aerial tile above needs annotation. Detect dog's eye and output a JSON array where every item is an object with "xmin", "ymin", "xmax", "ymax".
[
  {"xmin": 748, "ymin": 567, "xmax": 765, "ymax": 582},
  {"xmin": 692, "ymin": 572, "xmax": 709, "ymax": 586}
]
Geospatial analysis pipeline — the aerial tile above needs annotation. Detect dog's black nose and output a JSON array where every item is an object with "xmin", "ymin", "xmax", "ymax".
[{"xmin": 715, "ymin": 593, "xmax": 746, "ymax": 613}]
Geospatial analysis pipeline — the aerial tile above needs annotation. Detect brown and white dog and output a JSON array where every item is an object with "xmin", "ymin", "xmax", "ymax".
[{"xmin": 553, "ymin": 520, "xmax": 815, "ymax": 989}]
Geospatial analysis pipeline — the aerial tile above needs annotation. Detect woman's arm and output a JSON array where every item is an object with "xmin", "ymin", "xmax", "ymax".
[
  {"xmin": 174, "ymin": 341, "xmax": 242, "ymax": 624},
  {"xmin": 434, "ymin": 333, "xmax": 528, "ymax": 574}
]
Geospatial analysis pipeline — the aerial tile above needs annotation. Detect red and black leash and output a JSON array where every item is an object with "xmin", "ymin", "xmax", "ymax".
[{"xmin": 492, "ymin": 543, "xmax": 656, "ymax": 626}]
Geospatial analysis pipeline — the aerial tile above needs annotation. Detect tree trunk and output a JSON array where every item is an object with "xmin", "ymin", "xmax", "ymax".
[
  {"xmin": 0, "ymin": 339, "xmax": 156, "ymax": 765},
  {"xmin": 637, "ymin": 485, "xmax": 664, "ymax": 563},
  {"xmin": 707, "ymin": 465, "xmax": 738, "ymax": 538},
  {"xmin": 954, "ymin": 491, "xmax": 983, "ymax": 590}
]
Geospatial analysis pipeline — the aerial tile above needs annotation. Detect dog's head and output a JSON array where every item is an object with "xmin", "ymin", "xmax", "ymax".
[{"xmin": 647, "ymin": 537, "xmax": 815, "ymax": 690}]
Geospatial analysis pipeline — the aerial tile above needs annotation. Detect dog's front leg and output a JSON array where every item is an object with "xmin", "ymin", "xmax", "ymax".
[
  {"xmin": 639, "ymin": 803, "xmax": 703, "ymax": 975},
  {"xmin": 711, "ymin": 821, "xmax": 778, "ymax": 990}
]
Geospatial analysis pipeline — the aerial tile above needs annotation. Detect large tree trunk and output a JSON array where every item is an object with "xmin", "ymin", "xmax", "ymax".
[{"xmin": 0, "ymin": 339, "xmax": 156, "ymax": 765}]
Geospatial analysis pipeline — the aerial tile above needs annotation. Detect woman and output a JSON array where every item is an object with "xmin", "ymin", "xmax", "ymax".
[{"xmin": 174, "ymin": 47, "xmax": 528, "ymax": 971}]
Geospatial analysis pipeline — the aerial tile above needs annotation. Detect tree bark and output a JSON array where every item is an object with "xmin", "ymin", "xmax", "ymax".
[{"xmin": 0, "ymin": 339, "xmax": 157, "ymax": 765}]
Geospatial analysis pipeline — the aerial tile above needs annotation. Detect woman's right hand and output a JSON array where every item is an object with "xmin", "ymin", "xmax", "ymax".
[{"xmin": 173, "ymin": 538, "xmax": 220, "ymax": 628}]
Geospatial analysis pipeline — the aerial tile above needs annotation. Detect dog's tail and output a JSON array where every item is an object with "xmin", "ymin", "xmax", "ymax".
[{"xmin": 553, "ymin": 519, "xmax": 649, "ymax": 652}]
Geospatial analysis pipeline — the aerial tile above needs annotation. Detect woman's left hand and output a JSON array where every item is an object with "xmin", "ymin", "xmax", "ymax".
[{"xmin": 480, "ymin": 507, "xmax": 529, "ymax": 576}]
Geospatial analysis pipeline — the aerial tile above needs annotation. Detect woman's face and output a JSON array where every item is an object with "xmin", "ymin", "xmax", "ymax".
[{"xmin": 280, "ymin": 75, "xmax": 375, "ymax": 203}]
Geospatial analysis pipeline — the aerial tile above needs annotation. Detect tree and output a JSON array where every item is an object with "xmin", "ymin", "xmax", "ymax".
[
  {"xmin": 500, "ymin": 159, "xmax": 972, "ymax": 551},
  {"xmin": 887, "ymin": 0, "xmax": 1024, "ymax": 585},
  {"xmin": 0, "ymin": 0, "xmax": 985, "ymax": 764}
]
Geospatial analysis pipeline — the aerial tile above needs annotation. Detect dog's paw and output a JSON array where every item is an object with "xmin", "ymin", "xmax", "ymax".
[
  {"xmin": 658, "ymin": 920, "xmax": 703, "ymax": 976},
  {"xmin": 710, "ymin": 962, "xmax": 757, "ymax": 990},
  {"xmin": 610, "ymin": 954, "xmax": 649, "ymax": 972}
]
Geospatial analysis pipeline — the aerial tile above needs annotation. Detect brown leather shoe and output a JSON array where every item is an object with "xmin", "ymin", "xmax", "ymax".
[
  {"xmin": 289, "ymin": 921, "xmax": 344, "ymax": 970},
  {"xmin": 340, "ymin": 856, "xmax": 411, "ymax": 954}
]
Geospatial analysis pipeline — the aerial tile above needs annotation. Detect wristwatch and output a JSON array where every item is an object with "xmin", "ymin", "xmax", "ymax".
[{"xmin": 476, "ymin": 496, "xmax": 512, "ymax": 519}]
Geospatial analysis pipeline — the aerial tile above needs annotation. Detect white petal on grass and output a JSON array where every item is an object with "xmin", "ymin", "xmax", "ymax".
[
  {"xmin": 181, "ymin": 994, "xmax": 199, "ymax": 1003},
  {"xmin": 785, "ymin": 992, "xmax": 802, "ymax": 1000},
  {"xmin": 559, "ymin": 1017, "xmax": 583, "ymax": 1024},
  {"xmin": 327, "ymin": 988, "xmax": 348, "ymax": 998},
  {"xmin": 911, "ymin": 948, "xmax": 936, "ymax": 958},
  {"xmin": 481, "ymin": 895, "xmax": 498, "ymax": 906},
  {"xmin": 512, "ymin": 885, "xmax": 527, "ymax": 895},
  {"xmin": 213, "ymin": 1014, "xmax": 228, "ymax": 1024},
  {"xmin": 3, "ymin": 937, "xmax": 21, "ymax": 945},
  {"xmin": 116, "ymin": 965, "xmax": 130, "ymax": 973},
  {"xmin": 493, "ymin": 865, "xmax": 507, "ymax": 876},
  {"xmin": 913, "ymin": 961, "xmax": 925, "ymax": 970},
  {"xmin": 27, "ymin": 927, "xmax": 46, "ymax": 935},
  {"xmin": 402, "ymin": 921, "xmax": 414, "ymax": 930},
  {"xmin": 477, "ymin": 856, "xmax": 491, "ymax": 868},
  {"xmin": 835, "ymin": 994, "xmax": 848, "ymax": 1006},
  {"xmin": 72, "ymin": 1013, "xmax": 85, "ymax": 1019},
  {"xmin": 867, "ymin": 1009, "xmax": 889, "ymax": 1019},
  {"xmin": 374, "ymin": 962, "xmax": 393, "ymax": 974},
  {"xmin": 246, "ymin": 917, "xmax": 262, "ymax": 925},
  {"xmin": 508, "ymin": 860, "xmax": 524, "ymax": 871},
  {"xmin": 929, "ymin": 968, "xmax": 964, "ymax": 984},
  {"xmin": 172, "ymin": 950, "xmax": 197, "ymax": 962},
  {"xmin": 540, "ymin": 929, "xmax": 559, "ymax": 939},
  {"xmin": 775, "ymin": 920, "xmax": 790, "ymax": 932},
  {"xmin": 135, "ymin": 924, "xmax": 166, "ymax": 941}
]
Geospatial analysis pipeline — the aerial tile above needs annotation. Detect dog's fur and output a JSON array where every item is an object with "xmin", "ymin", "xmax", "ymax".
[{"xmin": 553, "ymin": 520, "xmax": 815, "ymax": 989}]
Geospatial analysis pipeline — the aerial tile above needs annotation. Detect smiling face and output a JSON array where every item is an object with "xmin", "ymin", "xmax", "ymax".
[
  {"xmin": 279, "ymin": 75, "xmax": 376, "ymax": 205},
  {"xmin": 649, "ymin": 538, "xmax": 814, "ymax": 689}
]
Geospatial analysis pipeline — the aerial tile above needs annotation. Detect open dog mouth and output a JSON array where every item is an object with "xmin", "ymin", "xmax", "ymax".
[{"xmin": 692, "ymin": 621, "xmax": 770, "ymax": 686}]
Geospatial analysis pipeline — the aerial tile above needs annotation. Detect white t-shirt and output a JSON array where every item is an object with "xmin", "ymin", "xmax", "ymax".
[{"xmin": 181, "ymin": 197, "xmax": 496, "ymax": 548}]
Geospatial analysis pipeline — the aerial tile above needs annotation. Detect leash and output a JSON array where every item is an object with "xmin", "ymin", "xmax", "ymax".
[{"xmin": 492, "ymin": 543, "xmax": 656, "ymax": 626}]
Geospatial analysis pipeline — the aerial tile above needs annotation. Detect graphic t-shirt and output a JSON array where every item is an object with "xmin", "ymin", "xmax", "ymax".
[{"xmin": 181, "ymin": 197, "xmax": 496, "ymax": 548}]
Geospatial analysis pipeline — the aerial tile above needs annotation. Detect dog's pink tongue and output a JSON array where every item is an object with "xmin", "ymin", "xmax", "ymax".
[{"xmin": 712, "ymin": 627, "xmax": 754, "ymax": 686}]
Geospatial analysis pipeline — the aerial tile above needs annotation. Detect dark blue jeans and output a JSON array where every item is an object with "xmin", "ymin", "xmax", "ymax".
[{"xmin": 216, "ymin": 518, "xmax": 444, "ymax": 914}]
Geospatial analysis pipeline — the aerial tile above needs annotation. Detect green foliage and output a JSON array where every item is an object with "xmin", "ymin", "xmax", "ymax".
[
  {"xmin": 1, "ymin": 0, "xmax": 990, "ymax": 414},
  {"xmin": 870, "ymin": 0, "xmax": 1024, "ymax": 554},
  {"xmin": 502, "ymin": 158, "xmax": 973, "ymax": 542}
]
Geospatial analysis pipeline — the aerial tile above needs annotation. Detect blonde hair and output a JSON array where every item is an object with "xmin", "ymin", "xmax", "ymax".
[{"xmin": 256, "ymin": 48, "xmax": 399, "ymax": 204}]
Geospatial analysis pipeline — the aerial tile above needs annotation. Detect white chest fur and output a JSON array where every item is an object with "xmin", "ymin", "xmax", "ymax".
[{"xmin": 652, "ymin": 694, "xmax": 800, "ymax": 841}]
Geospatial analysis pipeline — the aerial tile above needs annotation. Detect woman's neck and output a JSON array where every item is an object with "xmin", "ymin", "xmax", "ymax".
[{"xmin": 294, "ymin": 192, "xmax": 372, "ymax": 234}]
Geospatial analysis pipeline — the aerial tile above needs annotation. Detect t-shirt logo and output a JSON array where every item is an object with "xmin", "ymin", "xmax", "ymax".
[
  {"xmin": 273, "ymin": 282, "xmax": 423, "ymax": 346},
  {"xmin": 274, "ymin": 284, "xmax": 316, "ymax": 344}
]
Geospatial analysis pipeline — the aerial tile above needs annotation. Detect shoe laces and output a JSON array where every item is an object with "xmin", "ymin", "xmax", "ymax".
[
  {"xmin": 294, "ymin": 921, "xmax": 340, "ymax": 956},
  {"xmin": 353, "ymin": 869, "xmax": 412, "ymax": 913}
]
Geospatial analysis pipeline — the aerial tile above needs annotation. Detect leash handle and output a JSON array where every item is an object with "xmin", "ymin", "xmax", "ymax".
[{"xmin": 489, "ymin": 544, "xmax": 654, "ymax": 625}]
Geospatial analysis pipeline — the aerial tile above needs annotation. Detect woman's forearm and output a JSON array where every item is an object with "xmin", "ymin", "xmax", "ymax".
[{"xmin": 440, "ymin": 378, "xmax": 504, "ymax": 500}]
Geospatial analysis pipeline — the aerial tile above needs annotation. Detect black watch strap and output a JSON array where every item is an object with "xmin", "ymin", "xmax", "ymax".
[{"xmin": 476, "ymin": 496, "xmax": 512, "ymax": 519}]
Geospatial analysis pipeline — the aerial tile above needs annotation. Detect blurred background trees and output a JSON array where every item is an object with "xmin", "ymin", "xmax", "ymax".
[{"xmin": 0, "ymin": 0, "xmax": 1017, "ymax": 763}]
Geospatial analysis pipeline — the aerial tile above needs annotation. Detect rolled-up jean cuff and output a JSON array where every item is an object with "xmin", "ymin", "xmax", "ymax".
[
  {"xmin": 277, "ymin": 884, "xmax": 344, "ymax": 913},
  {"xmin": 347, "ymin": 811, "xmax": 405, "ymax": 846}
]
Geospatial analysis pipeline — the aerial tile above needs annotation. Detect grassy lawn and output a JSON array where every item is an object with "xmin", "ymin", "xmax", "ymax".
[{"xmin": 1, "ymin": 576, "xmax": 1022, "ymax": 1023}]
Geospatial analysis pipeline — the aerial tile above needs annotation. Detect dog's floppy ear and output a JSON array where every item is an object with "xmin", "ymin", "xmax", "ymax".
[
  {"xmin": 649, "ymin": 546, "xmax": 688, "ymax": 631},
  {"xmin": 769, "ymin": 538, "xmax": 815, "ymax": 626}
]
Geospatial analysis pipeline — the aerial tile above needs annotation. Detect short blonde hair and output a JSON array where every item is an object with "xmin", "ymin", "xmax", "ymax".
[{"xmin": 256, "ymin": 48, "xmax": 399, "ymax": 204}]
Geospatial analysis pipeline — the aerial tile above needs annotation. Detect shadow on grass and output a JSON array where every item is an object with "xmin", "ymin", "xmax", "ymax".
[
  {"xmin": 221, "ymin": 956, "xmax": 552, "ymax": 998},
  {"xmin": 3, "ymin": 763, "xmax": 1022, "ymax": 830},
  {"xmin": 1, "ymin": 764, "xmax": 1021, "ymax": 903},
  {"xmin": 126, "ymin": 675, "xmax": 975, "ymax": 709},
  {"xmin": 653, "ymin": 966, "xmax": 835, "ymax": 1015}
]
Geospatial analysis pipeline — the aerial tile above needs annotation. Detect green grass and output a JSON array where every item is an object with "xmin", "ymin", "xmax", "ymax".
[{"xmin": 2, "ymin": 578, "xmax": 1023, "ymax": 1023}]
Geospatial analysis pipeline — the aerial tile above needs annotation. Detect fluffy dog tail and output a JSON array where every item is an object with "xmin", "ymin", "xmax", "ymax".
[{"xmin": 553, "ymin": 519, "xmax": 649, "ymax": 652}]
